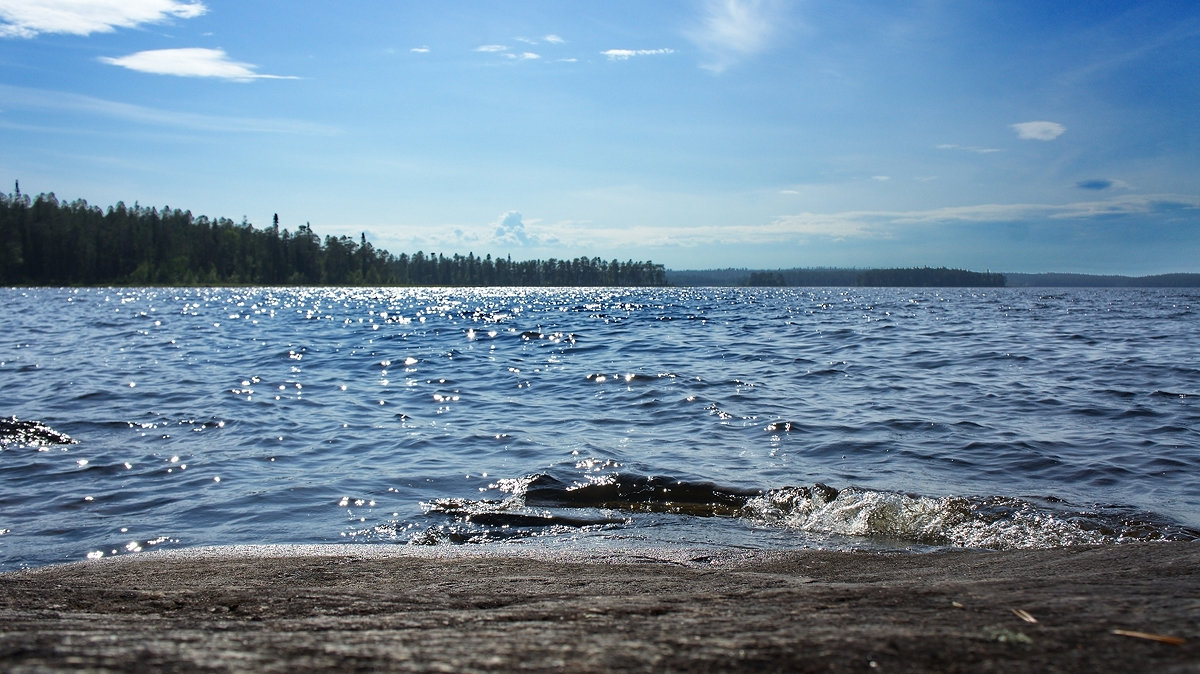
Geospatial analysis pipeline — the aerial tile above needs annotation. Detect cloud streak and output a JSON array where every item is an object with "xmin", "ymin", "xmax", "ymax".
[
  {"xmin": 0, "ymin": 83, "xmax": 336, "ymax": 135},
  {"xmin": 585, "ymin": 195, "xmax": 1200, "ymax": 248},
  {"xmin": 937, "ymin": 143, "xmax": 1002, "ymax": 154},
  {"xmin": 602, "ymin": 48, "xmax": 675, "ymax": 61},
  {"xmin": 768, "ymin": 194, "xmax": 1199, "ymax": 240},
  {"xmin": 99, "ymin": 48, "xmax": 297, "ymax": 81},
  {"xmin": 0, "ymin": 0, "xmax": 205, "ymax": 38}
]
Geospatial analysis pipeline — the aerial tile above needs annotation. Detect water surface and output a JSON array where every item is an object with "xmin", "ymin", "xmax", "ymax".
[{"xmin": 1, "ymin": 287, "xmax": 1197, "ymax": 569}]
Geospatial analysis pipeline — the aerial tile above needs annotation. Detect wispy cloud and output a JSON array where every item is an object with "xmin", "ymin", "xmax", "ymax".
[
  {"xmin": 410, "ymin": 46, "xmax": 430, "ymax": 54},
  {"xmin": 743, "ymin": 194, "xmax": 1200, "ymax": 244},
  {"xmin": 0, "ymin": 0, "xmax": 206, "ymax": 38},
  {"xmin": 937, "ymin": 143, "xmax": 1002, "ymax": 154},
  {"xmin": 845, "ymin": 194, "xmax": 1195, "ymax": 230},
  {"xmin": 685, "ymin": 0, "xmax": 784, "ymax": 73},
  {"xmin": 0, "ymin": 83, "xmax": 336, "ymax": 135},
  {"xmin": 602, "ymin": 48, "xmax": 675, "ymax": 61},
  {"xmin": 517, "ymin": 34, "xmax": 565, "ymax": 46},
  {"xmin": 99, "ymin": 48, "xmax": 297, "ymax": 81},
  {"xmin": 477, "ymin": 36, "xmax": 562, "ymax": 62},
  {"xmin": 1012, "ymin": 121, "xmax": 1066, "ymax": 141}
]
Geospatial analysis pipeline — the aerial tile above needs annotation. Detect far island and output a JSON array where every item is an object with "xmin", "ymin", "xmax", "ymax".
[{"xmin": 677, "ymin": 267, "xmax": 1006, "ymax": 287}]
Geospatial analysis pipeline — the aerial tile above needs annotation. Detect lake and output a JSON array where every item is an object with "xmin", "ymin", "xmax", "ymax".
[{"xmin": 1, "ymin": 286, "xmax": 1197, "ymax": 570}]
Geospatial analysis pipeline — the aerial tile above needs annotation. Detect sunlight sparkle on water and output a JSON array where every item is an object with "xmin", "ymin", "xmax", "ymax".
[{"xmin": 2, "ymin": 286, "xmax": 1197, "ymax": 568}]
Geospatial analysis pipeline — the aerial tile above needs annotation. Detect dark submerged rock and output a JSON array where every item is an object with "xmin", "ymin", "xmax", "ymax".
[{"xmin": 0, "ymin": 417, "xmax": 75, "ymax": 447}]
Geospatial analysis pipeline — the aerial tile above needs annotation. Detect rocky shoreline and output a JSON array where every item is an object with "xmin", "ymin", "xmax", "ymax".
[{"xmin": 1, "ymin": 542, "xmax": 1197, "ymax": 672}]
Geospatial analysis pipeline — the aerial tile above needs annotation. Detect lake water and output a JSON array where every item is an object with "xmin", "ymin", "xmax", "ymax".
[{"xmin": 1, "ymin": 286, "xmax": 1197, "ymax": 570}]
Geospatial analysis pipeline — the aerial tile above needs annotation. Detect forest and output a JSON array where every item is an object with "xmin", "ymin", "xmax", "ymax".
[
  {"xmin": 856, "ymin": 267, "xmax": 1006, "ymax": 287},
  {"xmin": 0, "ymin": 189, "xmax": 667, "ymax": 287}
]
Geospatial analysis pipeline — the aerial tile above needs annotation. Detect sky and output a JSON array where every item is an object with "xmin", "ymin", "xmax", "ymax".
[{"xmin": 2, "ymin": 1, "xmax": 1198, "ymax": 274}]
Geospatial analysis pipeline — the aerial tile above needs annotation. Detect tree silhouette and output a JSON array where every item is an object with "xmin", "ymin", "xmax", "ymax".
[{"xmin": 0, "ymin": 188, "xmax": 668, "ymax": 287}]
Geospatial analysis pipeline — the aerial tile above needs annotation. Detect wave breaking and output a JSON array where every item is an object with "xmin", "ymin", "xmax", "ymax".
[{"xmin": 410, "ymin": 471, "xmax": 1199, "ymax": 551}]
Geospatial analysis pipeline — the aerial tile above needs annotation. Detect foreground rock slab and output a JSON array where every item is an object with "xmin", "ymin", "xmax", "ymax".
[{"xmin": 1, "ymin": 542, "xmax": 1197, "ymax": 672}]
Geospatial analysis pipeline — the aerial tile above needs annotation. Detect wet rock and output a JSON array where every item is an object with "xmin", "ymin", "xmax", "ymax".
[{"xmin": 0, "ymin": 417, "xmax": 75, "ymax": 447}]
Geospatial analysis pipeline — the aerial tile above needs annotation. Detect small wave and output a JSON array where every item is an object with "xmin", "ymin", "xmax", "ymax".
[
  {"xmin": 408, "ymin": 495, "xmax": 629, "ymax": 546},
  {"xmin": 428, "ymin": 471, "xmax": 1199, "ymax": 550},
  {"xmin": 746, "ymin": 486, "xmax": 1200, "ymax": 549},
  {"xmin": 520, "ymin": 330, "xmax": 576, "ymax": 344},
  {"xmin": 742, "ymin": 487, "xmax": 1116, "ymax": 549},
  {"xmin": 426, "ymin": 498, "xmax": 626, "ymax": 528}
]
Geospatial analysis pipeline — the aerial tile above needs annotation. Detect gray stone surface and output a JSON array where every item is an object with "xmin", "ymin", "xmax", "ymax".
[{"xmin": 1, "ymin": 542, "xmax": 1197, "ymax": 672}]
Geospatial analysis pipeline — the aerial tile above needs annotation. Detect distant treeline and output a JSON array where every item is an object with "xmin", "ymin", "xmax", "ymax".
[
  {"xmin": 671, "ymin": 267, "xmax": 1006, "ymax": 287},
  {"xmin": 0, "ymin": 189, "xmax": 667, "ymax": 287},
  {"xmin": 673, "ymin": 268, "xmax": 1200, "ymax": 287},
  {"xmin": 1004, "ymin": 272, "xmax": 1200, "ymax": 288}
]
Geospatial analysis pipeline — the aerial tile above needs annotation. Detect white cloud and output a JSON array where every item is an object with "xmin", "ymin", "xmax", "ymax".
[
  {"xmin": 492, "ymin": 209, "xmax": 535, "ymax": 247},
  {"xmin": 0, "ymin": 0, "xmax": 205, "ymax": 38},
  {"xmin": 544, "ymin": 34, "xmax": 564, "ymax": 44},
  {"xmin": 474, "ymin": 44, "xmax": 508, "ymax": 53},
  {"xmin": 686, "ymin": 0, "xmax": 784, "ymax": 73},
  {"xmin": 871, "ymin": 175, "xmax": 891, "ymax": 182},
  {"xmin": 99, "ymin": 48, "xmax": 296, "ymax": 81},
  {"xmin": 602, "ymin": 48, "xmax": 675, "ymax": 61},
  {"xmin": 1011, "ymin": 121, "xmax": 1066, "ymax": 141},
  {"xmin": 410, "ymin": 46, "xmax": 430, "ymax": 54},
  {"xmin": 506, "ymin": 51, "xmax": 540, "ymax": 61}
]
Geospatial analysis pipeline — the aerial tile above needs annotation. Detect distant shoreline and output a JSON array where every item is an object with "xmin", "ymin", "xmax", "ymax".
[
  {"xmin": 666, "ymin": 268, "xmax": 1200, "ymax": 287},
  {"xmin": 6, "ymin": 271, "xmax": 1200, "ymax": 289}
]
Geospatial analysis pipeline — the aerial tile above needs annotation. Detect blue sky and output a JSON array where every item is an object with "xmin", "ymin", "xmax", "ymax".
[{"xmin": 2, "ymin": 1, "xmax": 1198, "ymax": 274}]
